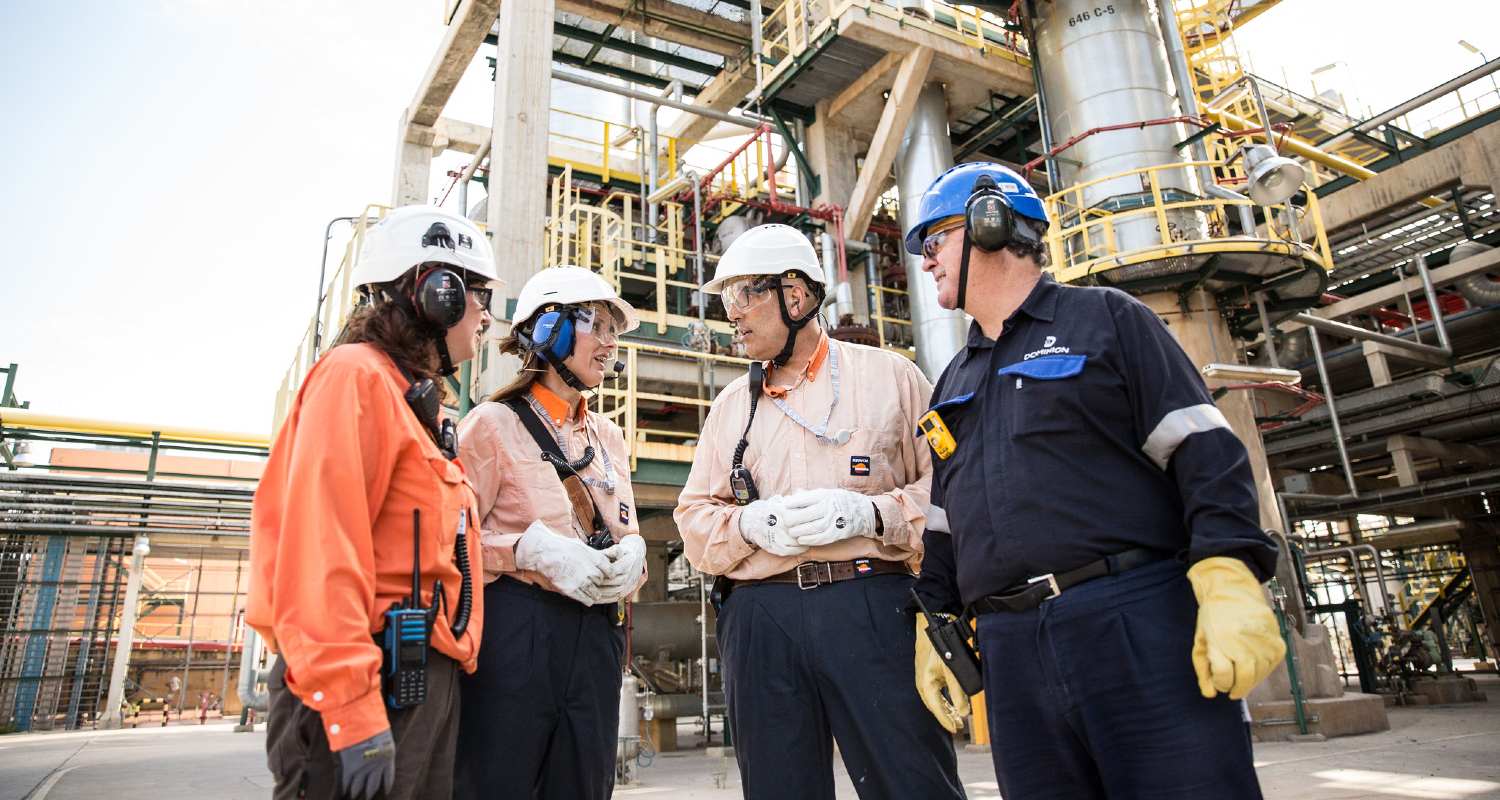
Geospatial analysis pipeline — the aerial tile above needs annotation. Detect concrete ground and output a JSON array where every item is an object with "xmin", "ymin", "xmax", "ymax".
[{"xmin": 4, "ymin": 681, "xmax": 1497, "ymax": 799}]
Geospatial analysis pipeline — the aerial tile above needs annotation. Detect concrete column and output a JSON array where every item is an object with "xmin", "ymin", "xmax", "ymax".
[
  {"xmin": 487, "ymin": 0, "xmax": 555, "ymax": 298},
  {"xmin": 807, "ymin": 100, "xmax": 871, "ymax": 322},
  {"xmin": 1459, "ymin": 522, "xmax": 1500, "ymax": 661},
  {"xmin": 391, "ymin": 113, "xmax": 434, "ymax": 207},
  {"xmin": 895, "ymin": 83, "xmax": 966, "ymax": 380},
  {"xmin": 100, "ymin": 536, "xmax": 150, "ymax": 729}
]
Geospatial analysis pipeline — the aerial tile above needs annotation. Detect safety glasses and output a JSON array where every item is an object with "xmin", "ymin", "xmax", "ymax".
[
  {"xmin": 719, "ymin": 275, "xmax": 786, "ymax": 315},
  {"xmin": 574, "ymin": 303, "xmax": 622, "ymax": 344},
  {"xmin": 467, "ymin": 287, "xmax": 495, "ymax": 315},
  {"xmin": 921, "ymin": 225, "xmax": 962, "ymax": 260}
]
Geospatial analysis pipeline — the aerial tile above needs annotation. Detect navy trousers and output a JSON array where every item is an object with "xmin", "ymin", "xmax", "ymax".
[
  {"xmin": 453, "ymin": 577, "xmax": 623, "ymax": 800},
  {"xmin": 718, "ymin": 572, "xmax": 965, "ymax": 800},
  {"xmin": 975, "ymin": 558, "xmax": 1263, "ymax": 800}
]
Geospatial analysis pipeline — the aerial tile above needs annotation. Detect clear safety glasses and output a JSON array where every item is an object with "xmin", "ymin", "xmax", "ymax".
[
  {"xmin": 719, "ymin": 275, "xmax": 786, "ymax": 316},
  {"xmin": 467, "ymin": 286, "xmax": 494, "ymax": 315},
  {"xmin": 574, "ymin": 303, "xmax": 622, "ymax": 345}
]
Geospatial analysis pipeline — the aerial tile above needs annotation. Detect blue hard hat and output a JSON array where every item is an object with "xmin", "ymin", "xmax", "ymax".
[{"xmin": 903, "ymin": 162, "xmax": 1049, "ymax": 256}]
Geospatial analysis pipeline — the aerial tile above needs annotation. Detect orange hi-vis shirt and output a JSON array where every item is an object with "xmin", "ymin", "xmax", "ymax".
[
  {"xmin": 675, "ymin": 335, "xmax": 936, "ymax": 580},
  {"xmin": 248, "ymin": 343, "xmax": 483, "ymax": 751},
  {"xmin": 457, "ymin": 383, "xmax": 644, "ymax": 593}
]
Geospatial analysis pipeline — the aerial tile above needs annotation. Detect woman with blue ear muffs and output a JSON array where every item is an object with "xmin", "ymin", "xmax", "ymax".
[{"xmin": 453, "ymin": 265, "xmax": 647, "ymax": 800}]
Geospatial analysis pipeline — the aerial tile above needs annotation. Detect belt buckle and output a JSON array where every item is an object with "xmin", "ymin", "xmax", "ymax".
[
  {"xmin": 1027, "ymin": 572, "xmax": 1061, "ymax": 601},
  {"xmin": 796, "ymin": 561, "xmax": 833, "ymax": 590}
]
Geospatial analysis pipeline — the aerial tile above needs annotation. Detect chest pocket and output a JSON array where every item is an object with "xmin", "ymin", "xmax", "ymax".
[{"xmin": 999, "ymin": 354, "xmax": 1087, "ymax": 436}]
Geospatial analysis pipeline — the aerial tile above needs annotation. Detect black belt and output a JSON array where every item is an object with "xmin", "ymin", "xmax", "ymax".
[
  {"xmin": 734, "ymin": 558, "xmax": 913, "ymax": 590},
  {"xmin": 969, "ymin": 548, "xmax": 1168, "ymax": 615}
]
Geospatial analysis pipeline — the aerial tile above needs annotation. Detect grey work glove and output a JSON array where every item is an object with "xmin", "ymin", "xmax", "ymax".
[
  {"xmin": 514, "ymin": 520, "xmax": 612, "ymax": 605},
  {"xmin": 737, "ymin": 496, "xmax": 807, "ymax": 556},
  {"xmin": 336, "ymin": 729, "xmax": 395, "ymax": 800}
]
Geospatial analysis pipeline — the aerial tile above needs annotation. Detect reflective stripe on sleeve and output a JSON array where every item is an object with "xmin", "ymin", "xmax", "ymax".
[
  {"xmin": 1141, "ymin": 404, "xmax": 1232, "ymax": 470},
  {"xmin": 926, "ymin": 504, "xmax": 950, "ymax": 534}
]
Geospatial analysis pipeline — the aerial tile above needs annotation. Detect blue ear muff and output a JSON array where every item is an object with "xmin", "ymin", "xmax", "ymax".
[{"xmin": 529, "ymin": 308, "xmax": 577, "ymax": 363}]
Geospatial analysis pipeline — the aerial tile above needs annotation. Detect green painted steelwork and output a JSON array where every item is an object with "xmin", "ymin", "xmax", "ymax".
[
  {"xmin": 631, "ymin": 457, "xmax": 692, "ymax": 487},
  {"xmin": 768, "ymin": 106, "xmax": 821, "ymax": 199}
]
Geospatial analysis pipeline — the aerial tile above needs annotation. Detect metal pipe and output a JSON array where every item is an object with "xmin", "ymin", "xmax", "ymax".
[
  {"xmin": 1290, "ymin": 313, "xmax": 1451, "ymax": 360},
  {"xmin": 551, "ymin": 69, "xmax": 766, "ymax": 128},
  {"xmin": 1021, "ymin": 3, "xmax": 1059, "ymax": 189},
  {"xmin": 1157, "ymin": 0, "xmax": 1217, "ymax": 193},
  {"xmin": 894, "ymin": 82, "xmax": 966, "ymax": 380},
  {"xmin": 100, "ymin": 535, "xmax": 150, "ymax": 728},
  {"xmin": 749, "ymin": 0, "xmax": 764, "ymax": 100},
  {"xmin": 1308, "ymin": 328, "xmax": 1359, "ymax": 498},
  {"xmin": 1413, "ymin": 254, "xmax": 1453, "ymax": 354},
  {"xmin": 1206, "ymin": 184, "xmax": 1257, "ymax": 235},
  {"xmin": 1326, "ymin": 57, "xmax": 1500, "ymax": 148},
  {"xmin": 1266, "ymin": 528, "xmax": 1309, "ymax": 629},
  {"xmin": 699, "ymin": 570, "xmax": 710, "ymax": 741},
  {"xmin": 236, "ymin": 627, "xmax": 268, "ymax": 716},
  {"xmin": 313, "ymin": 216, "xmax": 359, "ymax": 359},
  {"xmin": 1301, "ymin": 544, "xmax": 1393, "ymax": 616},
  {"xmin": 1255, "ymin": 292, "xmax": 1280, "ymax": 368},
  {"xmin": 646, "ymin": 81, "xmax": 682, "ymax": 232}
]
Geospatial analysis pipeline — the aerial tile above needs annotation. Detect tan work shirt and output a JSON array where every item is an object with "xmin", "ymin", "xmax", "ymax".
[
  {"xmin": 457, "ymin": 383, "xmax": 643, "ymax": 593},
  {"xmin": 675, "ymin": 335, "xmax": 935, "ymax": 579}
]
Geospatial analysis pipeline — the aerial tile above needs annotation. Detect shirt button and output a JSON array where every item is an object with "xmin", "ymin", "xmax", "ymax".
[
  {"xmin": 313, "ymin": 691, "xmax": 324, "ymax": 702},
  {"xmin": 330, "ymin": 723, "xmax": 341, "ymax": 735}
]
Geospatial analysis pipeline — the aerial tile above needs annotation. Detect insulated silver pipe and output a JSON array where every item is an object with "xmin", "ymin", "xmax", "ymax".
[
  {"xmin": 1206, "ymin": 185, "xmax": 1257, "ymax": 235},
  {"xmin": 101, "ymin": 535, "xmax": 150, "ymax": 728},
  {"xmin": 1324, "ymin": 57, "xmax": 1500, "ymax": 149},
  {"xmin": 236, "ymin": 627, "xmax": 268, "ymax": 715},
  {"xmin": 1157, "ymin": 0, "xmax": 1218, "ymax": 194},
  {"xmin": 895, "ymin": 82, "xmax": 966, "ymax": 379}
]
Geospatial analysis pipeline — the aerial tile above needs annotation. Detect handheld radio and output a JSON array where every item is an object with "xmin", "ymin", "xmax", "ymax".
[
  {"xmin": 382, "ymin": 509, "xmax": 433, "ymax": 709},
  {"xmin": 728, "ymin": 362, "xmax": 764, "ymax": 505},
  {"xmin": 911, "ymin": 589, "xmax": 984, "ymax": 697}
]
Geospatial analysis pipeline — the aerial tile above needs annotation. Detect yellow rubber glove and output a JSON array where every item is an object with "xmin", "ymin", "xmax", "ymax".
[
  {"xmin": 1187, "ymin": 556, "xmax": 1286, "ymax": 700},
  {"xmin": 914, "ymin": 614, "xmax": 970, "ymax": 733}
]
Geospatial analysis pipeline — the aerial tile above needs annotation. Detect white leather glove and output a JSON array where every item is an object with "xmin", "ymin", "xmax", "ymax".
[
  {"xmin": 738, "ymin": 497, "xmax": 808, "ymax": 556},
  {"xmin": 597, "ymin": 534, "xmax": 647, "ymax": 604},
  {"xmin": 514, "ymin": 520, "xmax": 611, "ymax": 605},
  {"xmin": 782, "ymin": 489, "xmax": 878, "ymax": 547}
]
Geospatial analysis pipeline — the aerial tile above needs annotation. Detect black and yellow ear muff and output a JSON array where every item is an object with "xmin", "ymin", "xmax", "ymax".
[
  {"xmin": 964, "ymin": 174, "xmax": 1015, "ymax": 253},
  {"xmin": 955, "ymin": 174, "xmax": 1016, "ymax": 310}
]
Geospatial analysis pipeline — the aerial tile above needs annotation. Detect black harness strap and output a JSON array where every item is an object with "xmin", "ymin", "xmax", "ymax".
[{"xmin": 502, "ymin": 397, "xmax": 607, "ymax": 534}]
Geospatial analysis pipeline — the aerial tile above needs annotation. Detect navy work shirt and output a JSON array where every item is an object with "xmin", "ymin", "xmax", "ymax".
[{"xmin": 913, "ymin": 276, "xmax": 1276, "ymax": 613}]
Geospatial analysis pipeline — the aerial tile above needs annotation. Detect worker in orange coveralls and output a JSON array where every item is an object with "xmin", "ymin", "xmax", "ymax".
[{"xmin": 248, "ymin": 206, "xmax": 499, "ymax": 800}]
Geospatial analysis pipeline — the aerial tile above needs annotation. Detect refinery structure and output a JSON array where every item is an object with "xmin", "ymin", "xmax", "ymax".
[{"xmin": 3, "ymin": 0, "xmax": 1500, "ymax": 789}]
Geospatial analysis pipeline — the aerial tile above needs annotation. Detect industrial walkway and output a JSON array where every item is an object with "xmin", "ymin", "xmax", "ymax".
[{"xmin": 4, "ymin": 680, "xmax": 1497, "ymax": 800}]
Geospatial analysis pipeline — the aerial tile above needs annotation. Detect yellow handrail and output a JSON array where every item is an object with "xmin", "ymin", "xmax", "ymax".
[{"xmin": 1042, "ymin": 160, "xmax": 1333, "ymax": 284}]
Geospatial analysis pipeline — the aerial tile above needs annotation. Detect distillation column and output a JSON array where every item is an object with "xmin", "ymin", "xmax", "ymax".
[
  {"xmin": 895, "ymin": 83, "xmax": 968, "ymax": 379},
  {"xmin": 1027, "ymin": 0, "xmax": 1384, "ymax": 738}
]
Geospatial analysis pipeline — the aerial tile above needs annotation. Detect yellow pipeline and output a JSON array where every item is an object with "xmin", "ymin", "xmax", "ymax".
[
  {"xmin": 0, "ymin": 408, "xmax": 270, "ymax": 448},
  {"xmin": 1207, "ymin": 107, "xmax": 1375, "ymax": 180}
]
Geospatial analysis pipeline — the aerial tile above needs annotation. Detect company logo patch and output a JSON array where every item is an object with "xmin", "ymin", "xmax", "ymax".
[
  {"xmin": 457, "ymin": 233, "xmax": 473, "ymax": 250},
  {"xmin": 854, "ymin": 558, "xmax": 873, "ymax": 574},
  {"xmin": 1043, "ymin": 335, "xmax": 1056, "ymax": 348},
  {"xmin": 850, "ymin": 455, "xmax": 872, "ymax": 476},
  {"xmin": 619, "ymin": 502, "xmax": 631, "ymax": 525}
]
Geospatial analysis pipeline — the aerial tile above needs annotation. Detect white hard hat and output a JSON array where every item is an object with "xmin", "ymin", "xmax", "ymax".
[
  {"xmin": 512, "ymin": 265, "xmax": 639, "ymax": 333},
  {"xmin": 353, "ymin": 205, "xmax": 500, "ymax": 288},
  {"xmin": 702, "ymin": 223, "xmax": 825, "ymax": 295}
]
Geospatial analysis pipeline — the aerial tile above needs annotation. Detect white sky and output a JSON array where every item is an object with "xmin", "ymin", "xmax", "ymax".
[{"xmin": 2, "ymin": 0, "xmax": 1496, "ymax": 435}]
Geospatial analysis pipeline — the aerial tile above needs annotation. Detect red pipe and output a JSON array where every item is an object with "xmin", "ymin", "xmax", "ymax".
[
  {"xmin": 697, "ymin": 122, "xmax": 774, "ymax": 193},
  {"xmin": 1022, "ymin": 116, "xmax": 1211, "ymax": 178}
]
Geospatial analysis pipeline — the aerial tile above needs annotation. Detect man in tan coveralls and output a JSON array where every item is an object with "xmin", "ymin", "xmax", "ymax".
[{"xmin": 675, "ymin": 224, "xmax": 965, "ymax": 800}]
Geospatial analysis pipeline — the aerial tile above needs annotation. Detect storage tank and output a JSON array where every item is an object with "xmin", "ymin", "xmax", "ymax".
[{"xmin": 1031, "ymin": 0, "xmax": 1206, "ymax": 267}]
